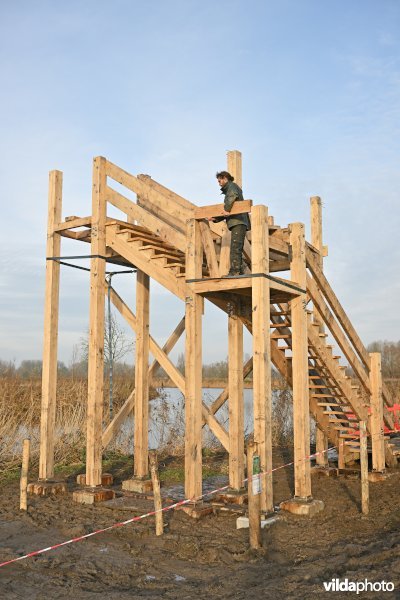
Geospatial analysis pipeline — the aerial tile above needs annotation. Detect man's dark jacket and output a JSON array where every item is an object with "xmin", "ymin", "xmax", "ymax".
[{"xmin": 220, "ymin": 181, "xmax": 251, "ymax": 230}]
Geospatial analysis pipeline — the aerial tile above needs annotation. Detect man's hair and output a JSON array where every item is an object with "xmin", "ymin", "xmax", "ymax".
[{"xmin": 216, "ymin": 171, "xmax": 234, "ymax": 181}]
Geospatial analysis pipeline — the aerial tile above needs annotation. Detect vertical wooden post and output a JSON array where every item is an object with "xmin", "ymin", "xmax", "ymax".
[
  {"xmin": 360, "ymin": 420, "xmax": 369, "ymax": 514},
  {"xmin": 20, "ymin": 439, "xmax": 30, "ymax": 511},
  {"xmin": 134, "ymin": 270, "xmax": 150, "ymax": 478},
  {"xmin": 227, "ymin": 150, "xmax": 244, "ymax": 491},
  {"xmin": 86, "ymin": 157, "xmax": 107, "ymax": 487},
  {"xmin": 369, "ymin": 352, "xmax": 385, "ymax": 472},
  {"xmin": 228, "ymin": 311, "xmax": 244, "ymax": 489},
  {"xmin": 185, "ymin": 218, "xmax": 203, "ymax": 500},
  {"xmin": 251, "ymin": 205, "xmax": 273, "ymax": 512},
  {"xmin": 149, "ymin": 451, "xmax": 163, "ymax": 535},
  {"xmin": 227, "ymin": 150, "xmax": 242, "ymax": 188},
  {"xmin": 310, "ymin": 196, "xmax": 329, "ymax": 467},
  {"xmin": 39, "ymin": 170, "xmax": 62, "ymax": 481},
  {"xmin": 338, "ymin": 439, "xmax": 345, "ymax": 469},
  {"xmin": 247, "ymin": 440, "xmax": 262, "ymax": 549},
  {"xmin": 290, "ymin": 223, "xmax": 312, "ymax": 499}
]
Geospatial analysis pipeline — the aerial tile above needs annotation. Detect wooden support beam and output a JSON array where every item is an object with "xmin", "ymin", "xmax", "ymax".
[
  {"xmin": 185, "ymin": 218, "xmax": 203, "ymax": 500},
  {"xmin": 247, "ymin": 440, "xmax": 262, "ymax": 549},
  {"xmin": 228, "ymin": 310, "xmax": 244, "ymax": 490},
  {"xmin": 310, "ymin": 196, "xmax": 328, "ymax": 466},
  {"xmin": 102, "ymin": 317, "xmax": 185, "ymax": 448},
  {"xmin": 315, "ymin": 427, "xmax": 329, "ymax": 467},
  {"xmin": 86, "ymin": 157, "xmax": 107, "ymax": 487},
  {"xmin": 149, "ymin": 451, "xmax": 163, "ymax": 535},
  {"xmin": 134, "ymin": 270, "xmax": 150, "ymax": 478},
  {"xmin": 338, "ymin": 439, "xmax": 345, "ymax": 469},
  {"xmin": 290, "ymin": 223, "xmax": 312, "ymax": 499},
  {"xmin": 54, "ymin": 216, "xmax": 92, "ymax": 231},
  {"xmin": 369, "ymin": 352, "xmax": 385, "ymax": 472},
  {"xmin": 251, "ymin": 205, "xmax": 273, "ymax": 512},
  {"xmin": 226, "ymin": 152, "xmax": 245, "ymax": 489},
  {"xmin": 194, "ymin": 200, "xmax": 252, "ymax": 220},
  {"xmin": 20, "ymin": 439, "xmax": 30, "ymax": 511},
  {"xmin": 188, "ymin": 274, "xmax": 303, "ymax": 296},
  {"xmin": 227, "ymin": 150, "xmax": 243, "ymax": 188},
  {"xmin": 360, "ymin": 420, "xmax": 369, "ymax": 514},
  {"xmin": 39, "ymin": 170, "xmax": 62, "ymax": 480},
  {"xmin": 199, "ymin": 221, "xmax": 219, "ymax": 278},
  {"xmin": 219, "ymin": 225, "xmax": 231, "ymax": 277},
  {"xmin": 203, "ymin": 356, "xmax": 253, "ymax": 424}
]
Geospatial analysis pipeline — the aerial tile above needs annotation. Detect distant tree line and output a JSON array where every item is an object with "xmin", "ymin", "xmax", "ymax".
[{"xmin": 2, "ymin": 340, "xmax": 400, "ymax": 380}]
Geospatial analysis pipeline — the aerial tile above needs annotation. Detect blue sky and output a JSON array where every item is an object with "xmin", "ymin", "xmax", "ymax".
[{"xmin": 0, "ymin": 0, "xmax": 399, "ymax": 366}]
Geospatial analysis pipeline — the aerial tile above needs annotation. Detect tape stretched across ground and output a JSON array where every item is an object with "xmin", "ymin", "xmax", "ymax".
[
  {"xmin": 0, "ymin": 447, "xmax": 334, "ymax": 569},
  {"xmin": 1, "ymin": 427, "xmax": 396, "ymax": 571}
]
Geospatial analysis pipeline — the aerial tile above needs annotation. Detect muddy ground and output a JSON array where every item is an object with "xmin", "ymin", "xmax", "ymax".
[{"xmin": 0, "ymin": 449, "xmax": 399, "ymax": 600}]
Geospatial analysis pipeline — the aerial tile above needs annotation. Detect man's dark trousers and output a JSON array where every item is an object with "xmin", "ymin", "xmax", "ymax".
[{"xmin": 229, "ymin": 224, "xmax": 247, "ymax": 275}]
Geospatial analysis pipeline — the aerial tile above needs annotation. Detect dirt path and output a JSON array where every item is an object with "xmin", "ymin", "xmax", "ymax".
[{"xmin": 0, "ymin": 454, "xmax": 399, "ymax": 599}]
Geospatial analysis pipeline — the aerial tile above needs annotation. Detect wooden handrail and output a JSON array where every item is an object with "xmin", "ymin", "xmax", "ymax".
[{"xmin": 194, "ymin": 200, "xmax": 252, "ymax": 220}]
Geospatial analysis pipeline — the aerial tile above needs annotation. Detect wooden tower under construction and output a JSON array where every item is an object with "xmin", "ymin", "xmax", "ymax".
[{"xmin": 37, "ymin": 150, "xmax": 399, "ymax": 513}]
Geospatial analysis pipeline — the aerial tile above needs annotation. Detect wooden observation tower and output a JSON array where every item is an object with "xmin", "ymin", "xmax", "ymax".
[{"xmin": 37, "ymin": 150, "xmax": 399, "ymax": 513}]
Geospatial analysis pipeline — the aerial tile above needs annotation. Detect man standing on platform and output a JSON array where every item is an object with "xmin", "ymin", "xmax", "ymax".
[{"xmin": 213, "ymin": 171, "xmax": 251, "ymax": 276}]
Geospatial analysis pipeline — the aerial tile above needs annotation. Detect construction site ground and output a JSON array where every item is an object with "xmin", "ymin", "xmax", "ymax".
[{"xmin": 1, "ymin": 448, "xmax": 399, "ymax": 600}]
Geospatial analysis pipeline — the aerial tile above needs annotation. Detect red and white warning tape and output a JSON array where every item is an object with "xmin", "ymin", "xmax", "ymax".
[
  {"xmin": 2, "ymin": 428, "xmax": 398, "ymax": 570},
  {"xmin": 0, "ymin": 446, "xmax": 334, "ymax": 569}
]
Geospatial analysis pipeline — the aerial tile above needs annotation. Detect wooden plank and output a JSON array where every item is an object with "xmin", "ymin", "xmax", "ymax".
[
  {"xmin": 199, "ymin": 221, "xmax": 219, "ymax": 278},
  {"xmin": 86, "ymin": 157, "xmax": 107, "ymax": 487},
  {"xmin": 20, "ymin": 439, "xmax": 30, "ymax": 511},
  {"xmin": 149, "ymin": 451, "xmax": 163, "ymax": 535},
  {"xmin": 54, "ymin": 216, "xmax": 92, "ymax": 231},
  {"xmin": 369, "ymin": 352, "xmax": 385, "ymax": 472},
  {"xmin": 39, "ymin": 170, "xmax": 62, "ymax": 481},
  {"xmin": 188, "ymin": 274, "xmax": 302, "ymax": 296},
  {"xmin": 102, "ymin": 317, "xmax": 185, "ymax": 448},
  {"xmin": 134, "ymin": 270, "xmax": 150, "ymax": 478},
  {"xmin": 228, "ymin": 311, "xmax": 244, "ymax": 490},
  {"xmin": 251, "ymin": 205, "xmax": 273, "ymax": 512},
  {"xmin": 106, "ymin": 185, "xmax": 186, "ymax": 253},
  {"xmin": 247, "ymin": 440, "xmax": 262, "ymax": 549},
  {"xmin": 290, "ymin": 222, "xmax": 312, "ymax": 499},
  {"xmin": 194, "ymin": 200, "xmax": 252, "ymax": 220},
  {"xmin": 184, "ymin": 218, "xmax": 203, "ymax": 500},
  {"xmin": 360, "ymin": 420, "xmax": 369, "ymax": 514}
]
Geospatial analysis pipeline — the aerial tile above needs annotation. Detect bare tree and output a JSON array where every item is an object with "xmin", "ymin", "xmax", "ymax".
[{"xmin": 80, "ymin": 311, "xmax": 134, "ymax": 370}]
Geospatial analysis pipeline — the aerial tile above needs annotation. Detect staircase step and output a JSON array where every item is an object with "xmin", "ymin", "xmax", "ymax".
[
  {"xmin": 270, "ymin": 322, "xmax": 291, "ymax": 328},
  {"xmin": 312, "ymin": 393, "xmax": 344, "ymax": 398},
  {"xmin": 271, "ymin": 334, "xmax": 291, "ymax": 339}
]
